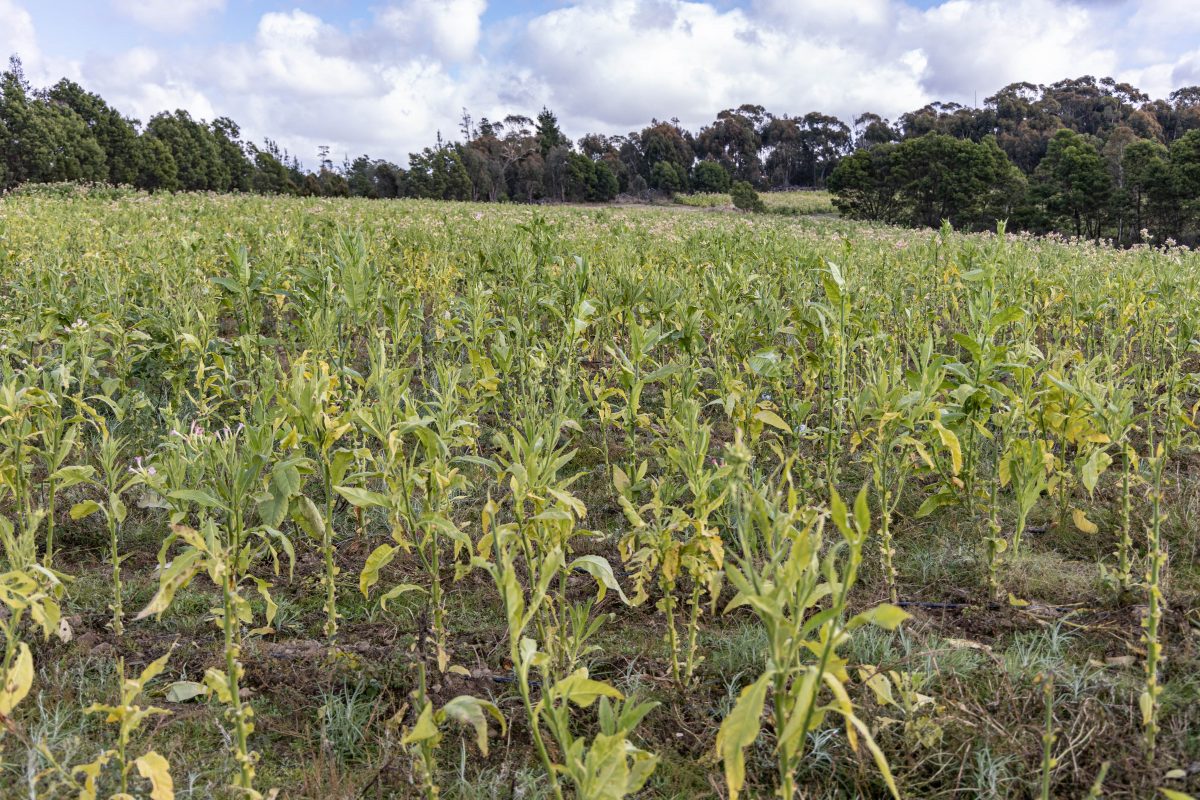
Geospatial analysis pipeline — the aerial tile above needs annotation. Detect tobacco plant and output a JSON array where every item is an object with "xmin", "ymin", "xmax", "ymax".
[{"xmin": 717, "ymin": 474, "xmax": 905, "ymax": 800}]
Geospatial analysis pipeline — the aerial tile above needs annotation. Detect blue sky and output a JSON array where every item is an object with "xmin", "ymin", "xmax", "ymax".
[{"xmin": 4, "ymin": 1, "xmax": 1199, "ymax": 165}]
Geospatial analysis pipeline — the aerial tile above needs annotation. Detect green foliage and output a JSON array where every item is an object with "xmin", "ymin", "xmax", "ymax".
[
  {"xmin": 691, "ymin": 159, "xmax": 732, "ymax": 193},
  {"xmin": 649, "ymin": 159, "xmax": 687, "ymax": 193},
  {"xmin": 830, "ymin": 133, "xmax": 1024, "ymax": 229},
  {"xmin": 0, "ymin": 193, "xmax": 1195, "ymax": 797},
  {"xmin": 730, "ymin": 180, "xmax": 763, "ymax": 211},
  {"xmin": 1030, "ymin": 129, "xmax": 1112, "ymax": 238}
]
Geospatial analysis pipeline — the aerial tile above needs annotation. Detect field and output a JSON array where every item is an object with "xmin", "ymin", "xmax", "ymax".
[
  {"xmin": 674, "ymin": 190, "xmax": 837, "ymax": 215},
  {"xmin": 0, "ymin": 187, "xmax": 1197, "ymax": 799}
]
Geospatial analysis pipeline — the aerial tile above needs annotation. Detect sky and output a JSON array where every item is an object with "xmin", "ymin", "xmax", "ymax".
[{"xmin": 4, "ymin": 0, "xmax": 1200, "ymax": 167}]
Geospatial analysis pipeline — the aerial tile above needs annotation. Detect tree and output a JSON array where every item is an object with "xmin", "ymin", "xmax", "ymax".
[
  {"xmin": 639, "ymin": 120, "xmax": 693, "ymax": 182},
  {"xmin": 593, "ymin": 161, "xmax": 619, "ymax": 200},
  {"xmin": 536, "ymin": 108, "xmax": 569, "ymax": 158},
  {"xmin": 1, "ymin": 58, "xmax": 106, "ymax": 187},
  {"xmin": 730, "ymin": 180, "xmax": 763, "ymax": 211},
  {"xmin": 47, "ymin": 78, "xmax": 141, "ymax": 185},
  {"xmin": 649, "ymin": 159, "xmax": 686, "ymax": 193},
  {"xmin": 1121, "ymin": 138, "xmax": 1168, "ymax": 240},
  {"xmin": 250, "ymin": 146, "xmax": 296, "ymax": 194},
  {"xmin": 1160, "ymin": 129, "xmax": 1200, "ymax": 240},
  {"xmin": 1031, "ymin": 129, "xmax": 1112, "ymax": 238},
  {"xmin": 144, "ymin": 110, "xmax": 229, "ymax": 191},
  {"xmin": 695, "ymin": 106, "xmax": 763, "ymax": 184},
  {"xmin": 853, "ymin": 113, "xmax": 897, "ymax": 149},
  {"xmin": 211, "ymin": 117, "xmax": 253, "ymax": 191},
  {"xmin": 135, "ymin": 136, "xmax": 178, "ymax": 192},
  {"xmin": 828, "ymin": 134, "xmax": 1024, "ymax": 230},
  {"xmin": 762, "ymin": 112, "xmax": 850, "ymax": 188},
  {"xmin": 691, "ymin": 159, "xmax": 731, "ymax": 192},
  {"xmin": 827, "ymin": 144, "xmax": 903, "ymax": 222}
]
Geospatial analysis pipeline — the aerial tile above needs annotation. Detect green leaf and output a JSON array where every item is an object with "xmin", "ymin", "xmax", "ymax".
[
  {"xmin": 379, "ymin": 583, "xmax": 426, "ymax": 611},
  {"xmin": 211, "ymin": 275, "xmax": 243, "ymax": 294},
  {"xmin": 1159, "ymin": 790, "xmax": 1198, "ymax": 800},
  {"xmin": 164, "ymin": 681, "xmax": 209, "ymax": 703},
  {"xmin": 715, "ymin": 672, "xmax": 771, "ymax": 800},
  {"xmin": 914, "ymin": 489, "xmax": 957, "ymax": 519},
  {"xmin": 551, "ymin": 669, "xmax": 623, "ymax": 708},
  {"xmin": 853, "ymin": 483, "xmax": 871, "ymax": 537},
  {"xmin": 167, "ymin": 489, "xmax": 223, "ymax": 509},
  {"xmin": 258, "ymin": 462, "xmax": 301, "ymax": 528},
  {"xmin": 69, "ymin": 500, "xmax": 101, "ymax": 520},
  {"xmin": 136, "ymin": 547, "xmax": 204, "ymax": 621},
  {"xmin": 50, "ymin": 465, "xmax": 94, "ymax": 488},
  {"xmin": 334, "ymin": 485, "xmax": 389, "ymax": 509},
  {"xmin": 290, "ymin": 495, "xmax": 327, "ymax": 541}
]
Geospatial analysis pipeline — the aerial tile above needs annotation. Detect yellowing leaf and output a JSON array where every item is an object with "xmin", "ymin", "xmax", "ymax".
[
  {"xmin": 359, "ymin": 543, "xmax": 397, "ymax": 597},
  {"xmin": 552, "ymin": 669, "xmax": 623, "ymax": 708},
  {"xmin": 1159, "ymin": 790, "xmax": 1197, "ymax": 800},
  {"xmin": 935, "ymin": 423, "xmax": 963, "ymax": 475},
  {"xmin": 753, "ymin": 408, "xmax": 792, "ymax": 434},
  {"xmin": 440, "ymin": 695, "xmax": 505, "ymax": 756},
  {"xmin": 849, "ymin": 603, "xmax": 911, "ymax": 632},
  {"xmin": 164, "ymin": 681, "xmax": 208, "ymax": 703},
  {"xmin": 1072, "ymin": 508, "xmax": 1099, "ymax": 534},
  {"xmin": 0, "ymin": 643, "xmax": 33, "ymax": 715},
  {"xmin": 402, "ymin": 703, "xmax": 439, "ymax": 745},
  {"xmin": 70, "ymin": 500, "xmax": 102, "ymax": 520},
  {"xmin": 134, "ymin": 751, "xmax": 174, "ymax": 800},
  {"xmin": 715, "ymin": 672, "xmax": 770, "ymax": 800},
  {"xmin": 333, "ymin": 485, "xmax": 389, "ymax": 509}
]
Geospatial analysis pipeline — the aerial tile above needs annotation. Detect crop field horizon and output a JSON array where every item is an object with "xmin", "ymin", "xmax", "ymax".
[{"xmin": 0, "ymin": 189, "xmax": 1197, "ymax": 799}]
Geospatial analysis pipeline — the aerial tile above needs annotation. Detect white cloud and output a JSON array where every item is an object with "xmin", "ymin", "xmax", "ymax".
[
  {"xmin": 82, "ymin": 47, "xmax": 216, "ymax": 124},
  {"xmin": 111, "ymin": 0, "xmax": 226, "ymax": 33},
  {"xmin": 901, "ymin": 0, "xmax": 1117, "ymax": 99},
  {"xmin": 376, "ymin": 0, "xmax": 488, "ymax": 63},
  {"xmin": 30, "ymin": 0, "xmax": 1200, "ymax": 169},
  {"xmin": 0, "ymin": 0, "xmax": 40, "ymax": 67}
]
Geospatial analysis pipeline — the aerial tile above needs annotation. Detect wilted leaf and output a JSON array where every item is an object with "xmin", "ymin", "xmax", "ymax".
[
  {"xmin": 164, "ymin": 681, "xmax": 209, "ymax": 703},
  {"xmin": 134, "ymin": 751, "xmax": 174, "ymax": 800}
]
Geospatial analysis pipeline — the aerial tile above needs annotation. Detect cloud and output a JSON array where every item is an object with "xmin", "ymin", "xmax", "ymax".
[
  {"xmin": 902, "ymin": 0, "xmax": 1118, "ymax": 98},
  {"xmin": 31, "ymin": 0, "xmax": 1200, "ymax": 169},
  {"xmin": 111, "ymin": 0, "xmax": 226, "ymax": 33},
  {"xmin": 0, "ymin": 0, "xmax": 40, "ymax": 66},
  {"xmin": 375, "ymin": 0, "xmax": 488, "ymax": 63}
]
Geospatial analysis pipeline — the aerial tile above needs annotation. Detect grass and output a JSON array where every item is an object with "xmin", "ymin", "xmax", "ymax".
[{"xmin": 673, "ymin": 188, "xmax": 837, "ymax": 214}]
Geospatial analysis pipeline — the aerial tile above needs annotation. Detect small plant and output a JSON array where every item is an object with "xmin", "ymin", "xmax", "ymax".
[
  {"xmin": 535, "ymin": 671, "xmax": 659, "ymax": 800},
  {"xmin": 70, "ymin": 425, "xmax": 144, "ymax": 635},
  {"xmin": 716, "ymin": 479, "xmax": 905, "ymax": 800},
  {"xmin": 73, "ymin": 652, "xmax": 175, "ymax": 800}
]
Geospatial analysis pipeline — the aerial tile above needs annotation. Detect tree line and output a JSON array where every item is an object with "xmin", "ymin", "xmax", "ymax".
[
  {"xmin": 4, "ymin": 54, "xmax": 1200, "ymax": 243},
  {"xmin": 829, "ymin": 79, "xmax": 1200, "ymax": 245}
]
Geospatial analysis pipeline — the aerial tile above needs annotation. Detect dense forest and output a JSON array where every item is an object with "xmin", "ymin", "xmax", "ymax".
[{"xmin": 4, "ymin": 53, "xmax": 1200, "ymax": 243}]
